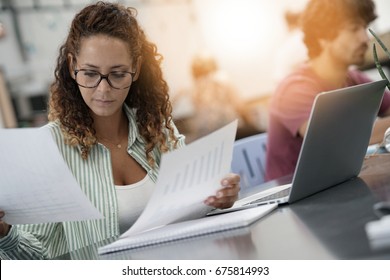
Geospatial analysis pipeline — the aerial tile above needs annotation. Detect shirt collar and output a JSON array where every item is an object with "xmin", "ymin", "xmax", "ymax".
[{"xmin": 123, "ymin": 104, "xmax": 144, "ymax": 146}]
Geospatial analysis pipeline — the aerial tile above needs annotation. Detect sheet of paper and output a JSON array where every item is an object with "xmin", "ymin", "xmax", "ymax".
[
  {"xmin": 122, "ymin": 120, "xmax": 238, "ymax": 237},
  {"xmin": 0, "ymin": 127, "xmax": 103, "ymax": 225},
  {"xmin": 366, "ymin": 215, "xmax": 390, "ymax": 250}
]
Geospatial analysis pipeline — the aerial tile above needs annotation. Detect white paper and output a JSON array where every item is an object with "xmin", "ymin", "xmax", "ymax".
[
  {"xmin": 366, "ymin": 215, "xmax": 390, "ymax": 250},
  {"xmin": 122, "ymin": 120, "xmax": 238, "ymax": 237},
  {"xmin": 0, "ymin": 127, "xmax": 103, "ymax": 224}
]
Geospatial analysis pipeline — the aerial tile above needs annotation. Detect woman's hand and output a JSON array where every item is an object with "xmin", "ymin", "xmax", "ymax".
[
  {"xmin": 0, "ymin": 211, "xmax": 11, "ymax": 238},
  {"xmin": 204, "ymin": 173, "xmax": 240, "ymax": 209}
]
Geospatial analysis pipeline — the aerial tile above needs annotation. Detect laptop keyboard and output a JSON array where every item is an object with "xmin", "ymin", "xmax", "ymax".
[{"xmin": 247, "ymin": 188, "xmax": 291, "ymax": 205}]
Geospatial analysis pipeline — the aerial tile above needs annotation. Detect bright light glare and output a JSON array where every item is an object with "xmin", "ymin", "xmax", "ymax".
[{"xmin": 204, "ymin": 0, "xmax": 271, "ymax": 55}]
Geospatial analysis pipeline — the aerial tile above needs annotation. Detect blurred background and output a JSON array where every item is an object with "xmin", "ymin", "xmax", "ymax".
[{"xmin": 0, "ymin": 0, "xmax": 389, "ymax": 141}]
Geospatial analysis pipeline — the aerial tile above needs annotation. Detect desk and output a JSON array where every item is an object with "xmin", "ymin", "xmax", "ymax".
[{"xmin": 63, "ymin": 154, "xmax": 390, "ymax": 260}]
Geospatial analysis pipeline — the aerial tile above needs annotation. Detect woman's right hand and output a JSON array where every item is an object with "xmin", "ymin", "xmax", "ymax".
[{"xmin": 0, "ymin": 211, "xmax": 11, "ymax": 238}]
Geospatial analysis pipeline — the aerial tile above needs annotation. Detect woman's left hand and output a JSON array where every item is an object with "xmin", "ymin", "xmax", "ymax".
[{"xmin": 204, "ymin": 173, "xmax": 240, "ymax": 209}]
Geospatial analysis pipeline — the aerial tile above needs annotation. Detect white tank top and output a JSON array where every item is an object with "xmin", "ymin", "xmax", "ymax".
[{"xmin": 115, "ymin": 175, "xmax": 154, "ymax": 234}]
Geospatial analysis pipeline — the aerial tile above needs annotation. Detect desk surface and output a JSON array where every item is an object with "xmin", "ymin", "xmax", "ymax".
[{"xmin": 64, "ymin": 154, "xmax": 390, "ymax": 260}]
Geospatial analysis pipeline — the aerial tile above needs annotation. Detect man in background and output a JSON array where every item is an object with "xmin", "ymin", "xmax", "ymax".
[{"xmin": 265, "ymin": 0, "xmax": 390, "ymax": 181}]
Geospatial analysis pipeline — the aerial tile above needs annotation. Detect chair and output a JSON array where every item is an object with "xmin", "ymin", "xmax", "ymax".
[{"xmin": 231, "ymin": 133, "xmax": 267, "ymax": 192}]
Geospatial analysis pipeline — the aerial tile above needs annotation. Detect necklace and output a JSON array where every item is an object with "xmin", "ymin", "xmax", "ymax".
[
  {"xmin": 97, "ymin": 136, "xmax": 125, "ymax": 149},
  {"xmin": 96, "ymin": 117, "xmax": 129, "ymax": 149}
]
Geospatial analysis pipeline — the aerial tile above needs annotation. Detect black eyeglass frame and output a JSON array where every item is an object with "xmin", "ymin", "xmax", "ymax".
[{"xmin": 74, "ymin": 69, "xmax": 136, "ymax": 90}]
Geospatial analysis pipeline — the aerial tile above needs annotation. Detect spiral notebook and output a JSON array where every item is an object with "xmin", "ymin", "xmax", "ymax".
[{"xmin": 98, "ymin": 204, "xmax": 276, "ymax": 255}]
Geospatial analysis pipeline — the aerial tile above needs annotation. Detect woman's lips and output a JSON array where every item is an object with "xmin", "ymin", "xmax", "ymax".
[{"xmin": 94, "ymin": 99, "xmax": 114, "ymax": 106}]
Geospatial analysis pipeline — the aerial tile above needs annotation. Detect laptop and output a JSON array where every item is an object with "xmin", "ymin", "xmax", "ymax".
[{"xmin": 210, "ymin": 79, "xmax": 388, "ymax": 215}]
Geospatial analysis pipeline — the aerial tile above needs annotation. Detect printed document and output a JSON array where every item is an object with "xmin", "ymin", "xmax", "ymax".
[
  {"xmin": 122, "ymin": 120, "xmax": 238, "ymax": 237},
  {"xmin": 0, "ymin": 127, "xmax": 103, "ymax": 224}
]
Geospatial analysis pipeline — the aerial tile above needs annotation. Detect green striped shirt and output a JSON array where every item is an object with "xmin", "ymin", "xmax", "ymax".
[{"xmin": 0, "ymin": 106, "xmax": 185, "ymax": 259}]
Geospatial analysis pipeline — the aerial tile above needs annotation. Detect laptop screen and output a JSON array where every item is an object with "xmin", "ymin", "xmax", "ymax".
[{"xmin": 288, "ymin": 80, "xmax": 388, "ymax": 203}]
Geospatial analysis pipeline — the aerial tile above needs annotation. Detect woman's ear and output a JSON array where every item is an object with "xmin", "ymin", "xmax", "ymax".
[
  {"xmin": 132, "ymin": 56, "xmax": 142, "ymax": 82},
  {"xmin": 67, "ymin": 54, "xmax": 76, "ymax": 79}
]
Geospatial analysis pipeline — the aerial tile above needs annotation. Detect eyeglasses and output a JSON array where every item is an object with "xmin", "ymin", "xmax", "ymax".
[{"xmin": 74, "ymin": 69, "xmax": 135, "ymax": 89}]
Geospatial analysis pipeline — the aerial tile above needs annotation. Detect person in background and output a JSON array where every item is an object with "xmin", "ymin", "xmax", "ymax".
[
  {"xmin": 0, "ymin": 22, "xmax": 18, "ymax": 129},
  {"xmin": 0, "ymin": 22, "xmax": 5, "ymax": 39},
  {"xmin": 0, "ymin": 1, "xmax": 240, "ymax": 259},
  {"xmin": 265, "ymin": 0, "xmax": 390, "ymax": 181},
  {"xmin": 173, "ymin": 53, "xmax": 245, "ymax": 143},
  {"xmin": 272, "ymin": 9, "xmax": 308, "ymax": 84},
  {"xmin": 0, "ymin": 21, "xmax": 6, "ymax": 128}
]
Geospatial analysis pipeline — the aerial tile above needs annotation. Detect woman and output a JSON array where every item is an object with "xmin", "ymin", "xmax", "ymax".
[{"xmin": 0, "ymin": 1, "xmax": 240, "ymax": 259}]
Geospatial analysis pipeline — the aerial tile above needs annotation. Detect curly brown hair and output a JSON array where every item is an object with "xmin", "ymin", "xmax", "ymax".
[
  {"xmin": 48, "ymin": 1, "xmax": 178, "ymax": 165},
  {"xmin": 301, "ymin": 0, "xmax": 377, "ymax": 59}
]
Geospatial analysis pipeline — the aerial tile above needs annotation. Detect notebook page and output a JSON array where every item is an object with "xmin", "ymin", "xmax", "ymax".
[{"xmin": 98, "ymin": 204, "xmax": 276, "ymax": 255}]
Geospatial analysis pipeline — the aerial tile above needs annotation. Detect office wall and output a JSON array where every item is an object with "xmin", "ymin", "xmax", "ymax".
[{"xmin": 0, "ymin": 0, "xmax": 389, "ymax": 104}]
